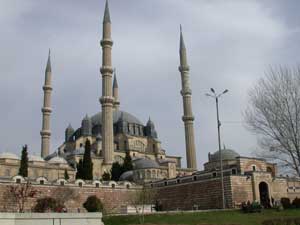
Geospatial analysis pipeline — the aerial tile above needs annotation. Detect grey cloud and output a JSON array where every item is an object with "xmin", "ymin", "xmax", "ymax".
[{"xmin": 0, "ymin": 0, "xmax": 299, "ymax": 168}]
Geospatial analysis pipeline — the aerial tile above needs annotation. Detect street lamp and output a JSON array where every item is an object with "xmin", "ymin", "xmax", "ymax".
[{"xmin": 206, "ymin": 88, "xmax": 229, "ymax": 209}]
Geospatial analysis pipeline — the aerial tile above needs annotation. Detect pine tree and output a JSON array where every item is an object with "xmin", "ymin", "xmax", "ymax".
[
  {"xmin": 82, "ymin": 139, "xmax": 93, "ymax": 180},
  {"xmin": 122, "ymin": 150, "xmax": 133, "ymax": 172},
  {"xmin": 111, "ymin": 162, "xmax": 122, "ymax": 181},
  {"xmin": 76, "ymin": 159, "xmax": 83, "ymax": 180},
  {"xmin": 64, "ymin": 169, "xmax": 69, "ymax": 180},
  {"xmin": 18, "ymin": 145, "xmax": 28, "ymax": 177}
]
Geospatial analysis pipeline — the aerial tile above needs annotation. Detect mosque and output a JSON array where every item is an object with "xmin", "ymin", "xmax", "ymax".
[
  {"xmin": 0, "ymin": 1, "xmax": 300, "ymax": 212},
  {"xmin": 0, "ymin": 0, "xmax": 197, "ymax": 184}
]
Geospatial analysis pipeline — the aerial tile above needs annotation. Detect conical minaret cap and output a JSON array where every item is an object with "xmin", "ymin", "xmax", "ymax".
[
  {"xmin": 147, "ymin": 117, "xmax": 154, "ymax": 126},
  {"xmin": 83, "ymin": 114, "xmax": 91, "ymax": 121},
  {"xmin": 103, "ymin": 0, "xmax": 111, "ymax": 23},
  {"xmin": 67, "ymin": 123, "xmax": 73, "ymax": 130},
  {"xmin": 113, "ymin": 69, "xmax": 118, "ymax": 88},
  {"xmin": 179, "ymin": 25, "xmax": 186, "ymax": 52},
  {"xmin": 46, "ymin": 49, "xmax": 51, "ymax": 72}
]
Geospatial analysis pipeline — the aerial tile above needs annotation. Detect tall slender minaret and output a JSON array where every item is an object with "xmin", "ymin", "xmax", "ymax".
[
  {"xmin": 100, "ymin": 0, "xmax": 114, "ymax": 165},
  {"xmin": 178, "ymin": 26, "xmax": 197, "ymax": 169},
  {"xmin": 40, "ymin": 50, "xmax": 52, "ymax": 158},
  {"xmin": 113, "ymin": 69, "xmax": 120, "ymax": 111}
]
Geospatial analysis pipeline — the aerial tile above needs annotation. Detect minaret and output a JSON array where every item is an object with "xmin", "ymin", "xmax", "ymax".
[
  {"xmin": 178, "ymin": 26, "xmax": 197, "ymax": 169},
  {"xmin": 113, "ymin": 69, "xmax": 120, "ymax": 111},
  {"xmin": 40, "ymin": 50, "xmax": 53, "ymax": 158},
  {"xmin": 100, "ymin": 0, "xmax": 114, "ymax": 165}
]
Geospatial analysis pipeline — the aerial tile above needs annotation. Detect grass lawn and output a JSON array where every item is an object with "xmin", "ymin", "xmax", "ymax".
[{"xmin": 103, "ymin": 209, "xmax": 300, "ymax": 225}]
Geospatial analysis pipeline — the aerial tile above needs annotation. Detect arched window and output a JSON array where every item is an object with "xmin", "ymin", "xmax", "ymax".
[
  {"xmin": 40, "ymin": 180, "xmax": 44, "ymax": 185},
  {"xmin": 232, "ymin": 169, "xmax": 237, "ymax": 175}
]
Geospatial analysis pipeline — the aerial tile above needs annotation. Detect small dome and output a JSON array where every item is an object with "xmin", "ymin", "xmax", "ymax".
[
  {"xmin": 48, "ymin": 156, "xmax": 68, "ymax": 164},
  {"xmin": 0, "ymin": 152, "xmax": 19, "ymax": 160},
  {"xmin": 133, "ymin": 158, "xmax": 159, "ymax": 169},
  {"xmin": 28, "ymin": 155, "xmax": 44, "ymax": 162},
  {"xmin": 119, "ymin": 170, "xmax": 134, "ymax": 181},
  {"xmin": 210, "ymin": 149, "xmax": 240, "ymax": 162}
]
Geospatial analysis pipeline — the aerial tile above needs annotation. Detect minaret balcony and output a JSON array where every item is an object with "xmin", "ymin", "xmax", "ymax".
[
  {"xmin": 100, "ymin": 39, "xmax": 113, "ymax": 47},
  {"xmin": 100, "ymin": 96, "xmax": 114, "ymax": 105},
  {"xmin": 41, "ymin": 107, "xmax": 52, "ymax": 113},
  {"xmin": 40, "ymin": 130, "xmax": 51, "ymax": 136},
  {"xmin": 182, "ymin": 115, "xmax": 195, "ymax": 122},
  {"xmin": 43, "ymin": 85, "xmax": 53, "ymax": 91},
  {"xmin": 100, "ymin": 66, "xmax": 114, "ymax": 74},
  {"xmin": 178, "ymin": 65, "xmax": 190, "ymax": 72}
]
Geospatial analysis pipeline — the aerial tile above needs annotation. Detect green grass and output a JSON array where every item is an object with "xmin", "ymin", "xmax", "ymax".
[{"xmin": 103, "ymin": 209, "xmax": 300, "ymax": 225}]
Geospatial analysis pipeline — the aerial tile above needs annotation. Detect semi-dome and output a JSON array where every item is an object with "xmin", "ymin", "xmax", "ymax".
[
  {"xmin": 133, "ymin": 158, "xmax": 159, "ymax": 169},
  {"xmin": 91, "ymin": 110, "xmax": 143, "ymax": 126},
  {"xmin": 48, "ymin": 156, "xmax": 68, "ymax": 164},
  {"xmin": 0, "ymin": 152, "xmax": 19, "ymax": 160},
  {"xmin": 29, "ymin": 155, "xmax": 44, "ymax": 162},
  {"xmin": 119, "ymin": 170, "xmax": 134, "ymax": 181},
  {"xmin": 209, "ymin": 149, "xmax": 240, "ymax": 162}
]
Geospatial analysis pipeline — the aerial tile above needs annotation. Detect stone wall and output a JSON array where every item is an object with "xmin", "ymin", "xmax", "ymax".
[
  {"xmin": 0, "ymin": 182, "xmax": 140, "ymax": 214},
  {"xmin": 230, "ymin": 175, "xmax": 254, "ymax": 206},
  {"xmin": 153, "ymin": 176, "xmax": 233, "ymax": 210}
]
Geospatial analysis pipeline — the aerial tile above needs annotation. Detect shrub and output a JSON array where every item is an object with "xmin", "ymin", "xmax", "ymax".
[
  {"xmin": 241, "ymin": 201, "xmax": 262, "ymax": 213},
  {"xmin": 292, "ymin": 197, "xmax": 300, "ymax": 208},
  {"xmin": 281, "ymin": 197, "xmax": 292, "ymax": 209},
  {"xmin": 83, "ymin": 195, "xmax": 103, "ymax": 212},
  {"xmin": 33, "ymin": 197, "xmax": 65, "ymax": 212}
]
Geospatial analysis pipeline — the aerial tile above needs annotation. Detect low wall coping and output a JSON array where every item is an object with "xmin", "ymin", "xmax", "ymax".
[{"xmin": 0, "ymin": 212, "xmax": 102, "ymax": 219}]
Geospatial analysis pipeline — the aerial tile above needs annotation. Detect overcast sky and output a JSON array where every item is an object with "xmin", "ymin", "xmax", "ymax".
[{"xmin": 1, "ymin": 0, "xmax": 300, "ymax": 169}]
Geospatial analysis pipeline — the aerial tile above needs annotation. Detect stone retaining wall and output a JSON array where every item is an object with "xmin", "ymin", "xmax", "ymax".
[{"xmin": 0, "ymin": 182, "xmax": 140, "ymax": 214}]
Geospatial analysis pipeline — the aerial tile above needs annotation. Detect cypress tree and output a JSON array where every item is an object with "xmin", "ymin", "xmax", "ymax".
[
  {"xmin": 102, "ymin": 171, "xmax": 111, "ymax": 181},
  {"xmin": 18, "ymin": 145, "xmax": 28, "ymax": 177},
  {"xmin": 76, "ymin": 159, "xmax": 83, "ymax": 179},
  {"xmin": 82, "ymin": 139, "xmax": 93, "ymax": 180},
  {"xmin": 111, "ymin": 162, "xmax": 122, "ymax": 181},
  {"xmin": 122, "ymin": 150, "xmax": 133, "ymax": 172},
  {"xmin": 64, "ymin": 169, "xmax": 69, "ymax": 180}
]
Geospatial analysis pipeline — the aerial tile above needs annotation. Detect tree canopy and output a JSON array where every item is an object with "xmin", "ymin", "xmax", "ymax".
[
  {"xmin": 245, "ymin": 66, "xmax": 300, "ymax": 176},
  {"xmin": 18, "ymin": 145, "xmax": 28, "ymax": 177}
]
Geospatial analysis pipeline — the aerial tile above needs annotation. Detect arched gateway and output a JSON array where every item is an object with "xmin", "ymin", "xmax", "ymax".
[{"xmin": 259, "ymin": 182, "xmax": 270, "ymax": 208}]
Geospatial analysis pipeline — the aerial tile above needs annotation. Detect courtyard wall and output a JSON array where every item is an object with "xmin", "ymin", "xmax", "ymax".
[{"xmin": 0, "ymin": 181, "xmax": 140, "ymax": 214}]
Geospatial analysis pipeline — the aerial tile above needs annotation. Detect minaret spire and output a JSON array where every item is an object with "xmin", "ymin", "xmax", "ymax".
[
  {"xmin": 40, "ymin": 49, "xmax": 53, "ymax": 158},
  {"xmin": 113, "ymin": 69, "xmax": 120, "ymax": 110},
  {"xmin": 103, "ymin": 0, "xmax": 111, "ymax": 23},
  {"xmin": 100, "ymin": 0, "xmax": 114, "ymax": 165},
  {"xmin": 178, "ymin": 26, "xmax": 197, "ymax": 170}
]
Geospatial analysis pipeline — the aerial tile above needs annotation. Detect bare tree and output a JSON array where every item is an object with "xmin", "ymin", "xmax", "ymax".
[
  {"xmin": 129, "ymin": 186, "xmax": 157, "ymax": 224},
  {"xmin": 7, "ymin": 181, "xmax": 39, "ymax": 212},
  {"xmin": 245, "ymin": 66, "xmax": 300, "ymax": 176}
]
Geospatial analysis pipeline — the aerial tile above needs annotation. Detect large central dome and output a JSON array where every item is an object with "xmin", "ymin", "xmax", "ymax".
[{"xmin": 91, "ymin": 110, "xmax": 143, "ymax": 126}]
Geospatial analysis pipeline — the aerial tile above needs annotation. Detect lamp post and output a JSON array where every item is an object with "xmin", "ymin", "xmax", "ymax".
[{"xmin": 206, "ymin": 88, "xmax": 228, "ymax": 209}]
